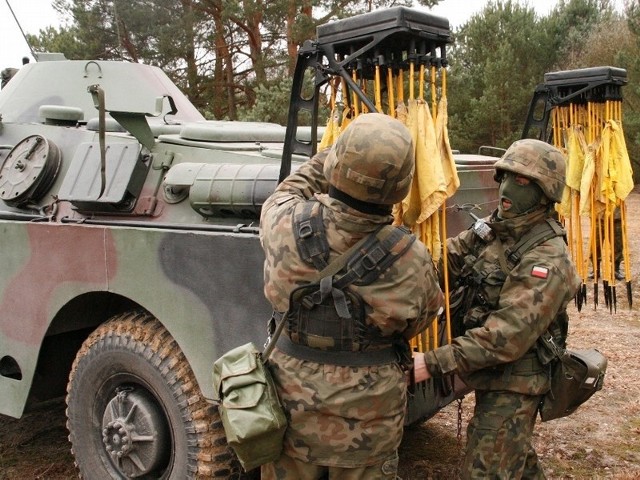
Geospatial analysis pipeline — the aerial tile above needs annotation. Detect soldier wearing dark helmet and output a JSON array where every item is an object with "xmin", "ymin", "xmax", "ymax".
[
  {"xmin": 414, "ymin": 138, "xmax": 581, "ymax": 479},
  {"xmin": 260, "ymin": 113, "xmax": 443, "ymax": 479}
]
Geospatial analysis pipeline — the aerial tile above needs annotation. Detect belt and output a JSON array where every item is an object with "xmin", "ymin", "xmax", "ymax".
[
  {"xmin": 276, "ymin": 334, "xmax": 398, "ymax": 367},
  {"xmin": 498, "ymin": 352, "xmax": 545, "ymax": 383},
  {"xmin": 510, "ymin": 353, "xmax": 545, "ymax": 375}
]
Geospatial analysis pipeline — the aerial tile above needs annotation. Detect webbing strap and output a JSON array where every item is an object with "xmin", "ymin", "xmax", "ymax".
[
  {"xmin": 293, "ymin": 200, "xmax": 415, "ymax": 287},
  {"xmin": 505, "ymin": 218, "xmax": 565, "ymax": 268},
  {"xmin": 319, "ymin": 275, "xmax": 351, "ymax": 319},
  {"xmin": 263, "ymin": 311, "xmax": 287, "ymax": 361},
  {"xmin": 314, "ymin": 225, "xmax": 413, "ymax": 320},
  {"xmin": 307, "ymin": 228, "xmax": 379, "ymax": 283},
  {"xmin": 335, "ymin": 225, "xmax": 415, "ymax": 288},
  {"xmin": 276, "ymin": 334, "xmax": 397, "ymax": 366},
  {"xmin": 293, "ymin": 200, "xmax": 330, "ymax": 270}
]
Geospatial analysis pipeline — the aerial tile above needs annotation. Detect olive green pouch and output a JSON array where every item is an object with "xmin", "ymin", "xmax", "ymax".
[
  {"xmin": 539, "ymin": 347, "xmax": 607, "ymax": 422},
  {"xmin": 212, "ymin": 342, "xmax": 287, "ymax": 472}
]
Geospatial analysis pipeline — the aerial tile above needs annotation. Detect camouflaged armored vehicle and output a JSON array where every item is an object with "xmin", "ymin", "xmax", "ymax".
[{"xmin": 0, "ymin": 8, "xmax": 500, "ymax": 479}]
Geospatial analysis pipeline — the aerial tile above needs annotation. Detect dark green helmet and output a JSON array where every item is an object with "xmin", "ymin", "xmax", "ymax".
[
  {"xmin": 323, "ymin": 113, "xmax": 414, "ymax": 205},
  {"xmin": 494, "ymin": 139, "xmax": 566, "ymax": 203}
]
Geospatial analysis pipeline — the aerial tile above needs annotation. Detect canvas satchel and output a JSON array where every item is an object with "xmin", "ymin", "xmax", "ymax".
[
  {"xmin": 539, "ymin": 333, "xmax": 607, "ymax": 422},
  {"xmin": 212, "ymin": 338, "xmax": 287, "ymax": 471}
]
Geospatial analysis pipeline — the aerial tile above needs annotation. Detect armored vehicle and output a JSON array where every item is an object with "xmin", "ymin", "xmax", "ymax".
[{"xmin": 0, "ymin": 7, "xmax": 499, "ymax": 478}]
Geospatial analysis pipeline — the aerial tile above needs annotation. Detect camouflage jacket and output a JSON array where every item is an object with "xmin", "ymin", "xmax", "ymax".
[
  {"xmin": 426, "ymin": 208, "xmax": 581, "ymax": 395},
  {"xmin": 260, "ymin": 151, "xmax": 444, "ymax": 467}
]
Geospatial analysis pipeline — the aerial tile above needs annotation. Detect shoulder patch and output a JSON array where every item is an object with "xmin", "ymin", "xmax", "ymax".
[{"xmin": 531, "ymin": 265, "xmax": 549, "ymax": 279}]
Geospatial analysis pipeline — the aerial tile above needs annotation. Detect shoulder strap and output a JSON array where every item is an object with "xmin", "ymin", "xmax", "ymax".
[
  {"xmin": 493, "ymin": 220, "xmax": 568, "ymax": 365},
  {"xmin": 309, "ymin": 224, "xmax": 415, "ymax": 285},
  {"xmin": 293, "ymin": 199, "xmax": 416, "ymax": 286},
  {"xmin": 334, "ymin": 225, "xmax": 416, "ymax": 288},
  {"xmin": 290, "ymin": 200, "xmax": 415, "ymax": 323},
  {"xmin": 263, "ymin": 311, "xmax": 287, "ymax": 361},
  {"xmin": 505, "ymin": 218, "xmax": 565, "ymax": 268},
  {"xmin": 306, "ymin": 225, "xmax": 415, "ymax": 324},
  {"xmin": 293, "ymin": 200, "xmax": 330, "ymax": 270}
]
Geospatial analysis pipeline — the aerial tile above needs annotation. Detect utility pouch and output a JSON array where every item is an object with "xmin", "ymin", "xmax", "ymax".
[
  {"xmin": 539, "ymin": 347, "xmax": 607, "ymax": 422},
  {"xmin": 286, "ymin": 281, "xmax": 366, "ymax": 351},
  {"xmin": 212, "ymin": 342, "xmax": 287, "ymax": 471}
]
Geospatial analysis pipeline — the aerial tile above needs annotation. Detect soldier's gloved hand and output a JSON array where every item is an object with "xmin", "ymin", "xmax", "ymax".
[{"xmin": 412, "ymin": 352, "xmax": 431, "ymax": 383}]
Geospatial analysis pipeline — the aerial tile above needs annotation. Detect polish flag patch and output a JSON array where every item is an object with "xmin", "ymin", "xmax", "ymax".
[{"xmin": 531, "ymin": 266, "xmax": 549, "ymax": 279}]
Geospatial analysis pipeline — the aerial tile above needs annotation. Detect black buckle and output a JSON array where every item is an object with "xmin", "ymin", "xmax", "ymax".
[
  {"xmin": 361, "ymin": 246, "xmax": 386, "ymax": 271},
  {"xmin": 298, "ymin": 219, "xmax": 313, "ymax": 239}
]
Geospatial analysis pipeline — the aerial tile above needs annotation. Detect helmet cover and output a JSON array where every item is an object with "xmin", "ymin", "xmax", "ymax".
[
  {"xmin": 324, "ymin": 113, "xmax": 414, "ymax": 205},
  {"xmin": 493, "ymin": 138, "xmax": 566, "ymax": 203}
]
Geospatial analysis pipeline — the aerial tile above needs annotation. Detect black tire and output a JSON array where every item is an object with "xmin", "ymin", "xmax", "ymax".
[{"xmin": 66, "ymin": 311, "xmax": 248, "ymax": 479}]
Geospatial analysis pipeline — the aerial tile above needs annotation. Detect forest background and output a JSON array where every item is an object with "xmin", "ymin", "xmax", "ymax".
[{"xmin": 28, "ymin": 0, "xmax": 640, "ymax": 181}]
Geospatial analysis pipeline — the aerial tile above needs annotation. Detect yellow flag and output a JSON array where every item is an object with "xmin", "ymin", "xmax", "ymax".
[
  {"xmin": 602, "ymin": 120, "xmax": 634, "ymax": 203},
  {"xmin": 412, "ymin": 100, "xmax": 447, "ymax": 225},
  {"xmin": 393, "ymin": 99, "xmax": 447, "ymax": 257},
  {"xmin": 578, "ymin": 140, "xmax": 601, "ymax": 216},
  {"xmin": 318, "ymin": 111, "xmax": 339, "ymax": 151},
  {"xmin": 435, "ymin": 96, "xmax": 460, "ymax": 198}
]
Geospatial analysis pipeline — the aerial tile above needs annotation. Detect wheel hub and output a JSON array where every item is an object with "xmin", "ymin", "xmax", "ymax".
[
  {"xmin": 103, "ymin": 419, "xmax": 134, "ymax": 457},
  {"xmin": 101, "ymin": 388, "xmax": 170, "ymax": 478}
]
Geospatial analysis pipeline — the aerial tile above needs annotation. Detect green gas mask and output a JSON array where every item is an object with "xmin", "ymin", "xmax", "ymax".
[{"xmin": 497, "ymin": 171, "xmax": 544, "ymax": 218}]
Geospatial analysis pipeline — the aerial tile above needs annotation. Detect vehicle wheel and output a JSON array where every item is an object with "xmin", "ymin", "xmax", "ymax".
[{"xmin": 66, "ymin": 310, "xmax": 249, "ymax": 479}]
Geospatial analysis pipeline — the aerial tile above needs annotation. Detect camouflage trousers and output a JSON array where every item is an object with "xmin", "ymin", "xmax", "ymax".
[
  {"xmin": 462, "ymin": 390, "xmax": 545, "ymax": 480},
  {"xmin": 261, "ymin": 451, "xmax": 399, "ymax": 479}
]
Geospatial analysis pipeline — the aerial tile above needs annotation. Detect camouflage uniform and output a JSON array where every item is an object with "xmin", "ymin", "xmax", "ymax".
[
  {"xmin": 423, "ymin": 139, "xmax": 582, "ymax": 479},
  {"xmin": 260, "ymin": 114, "xmax": 444, "ymax": 479}
]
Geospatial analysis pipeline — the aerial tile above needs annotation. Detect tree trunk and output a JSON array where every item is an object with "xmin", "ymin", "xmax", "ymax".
[
  {"xmin": 243, "ymin": 0, "xmax": 266, "ymax": 85},
  {"xmin": 208, "ymin": 0, "xmax": 236, "ymax": 119},
  {"xmin": 182, "ymin": 0, "xmax": 202, "ymax": 110}
]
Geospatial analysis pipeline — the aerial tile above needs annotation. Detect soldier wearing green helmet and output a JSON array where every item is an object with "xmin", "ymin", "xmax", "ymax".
[
  {"xmin": 494, "ymin": 138, "xmax": 567, "ymax": 205},
  {"xmin": 414, "ymin": 138, "xmax": 581, "ymax": 479},
  {"xmin": 259, "ymin": 113, "xmax": 443, "ymax": 479}
]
